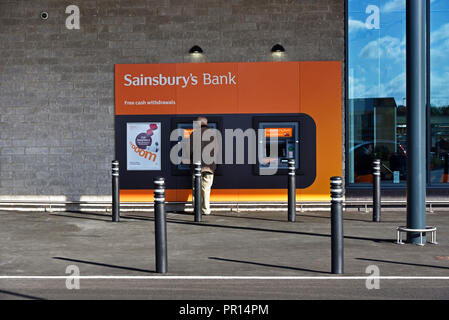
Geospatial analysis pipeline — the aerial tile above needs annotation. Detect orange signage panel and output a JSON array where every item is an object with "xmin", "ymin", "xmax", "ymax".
[
  {"xmin": 115, "ymin": 61, "xmax": 342, "ymax": 202},
  {"xmin": 115, "ymin": 63, "xmax": 178, "ymax": 115},
  {"xmin": 115, "ymin": 61, "xmax": 301, "ymax": 115}
]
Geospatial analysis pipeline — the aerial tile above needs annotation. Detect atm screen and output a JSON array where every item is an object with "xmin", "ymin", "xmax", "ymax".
[
  {"xmin": 176, "ymin": 122, "xmax": 218, "ymax": 171},
  {"xmin": 265, "ymin": 128, "xmax": 293, "ymax": 138},
  {"xmin": 258, "ymin": 122, "xmax": 299, "ymax": 170}
]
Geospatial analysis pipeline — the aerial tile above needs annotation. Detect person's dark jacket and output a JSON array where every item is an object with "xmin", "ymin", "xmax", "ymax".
[{"xmin": 189, "ymin": 125, "xmax": 217, "ymax": 174}]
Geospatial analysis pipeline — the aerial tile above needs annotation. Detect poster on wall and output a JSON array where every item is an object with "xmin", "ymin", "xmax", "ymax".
[{"xmin": 127, "ymin": 122, "xmax": 161, "ymax": 171}]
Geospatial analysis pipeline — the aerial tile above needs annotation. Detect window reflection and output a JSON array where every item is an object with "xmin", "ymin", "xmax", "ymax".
[
  {"xmin": 430, "ymin": 1, "xmax": 449, "ymax": 184},
  {"xmin": 348, "ymin": 0, "xmax": 406, "ymax": 184}
]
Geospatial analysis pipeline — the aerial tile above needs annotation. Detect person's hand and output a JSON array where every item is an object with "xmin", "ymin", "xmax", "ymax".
[{"xmin": 261, "ymin": 158, "xmax": 278, "ymax": 165}]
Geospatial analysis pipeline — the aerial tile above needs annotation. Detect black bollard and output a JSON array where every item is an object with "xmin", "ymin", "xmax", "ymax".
[
  {"xmin": 153, "ymin": 177, "xmax": 167, "ymax": 274},
  {"xmin": 330, "ymin": 176, "xmax": 344, "ymax": 274},
  {"xmin": 373, "ymin": 159, "xmax": 381, "ymax": 222},
  {"xmin": 288, "ymin": 158, "xmax": 296, "ymax": 222},
  {"xmin": 112, "ymin": 160, "xmax": 120, "ymax": 222},
  {"xmin": 194, "ymin": 162, "xmax": 202, "ymax": 222}
]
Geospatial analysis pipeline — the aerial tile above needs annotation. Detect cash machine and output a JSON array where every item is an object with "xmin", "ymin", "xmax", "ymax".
[
  {"xmin": 170, "ymin": 116, "xmax": 221, "ymax": 175},
  {"xmin": 257, "ymin": 121, "xmax": 299, "ymax": 171},
  {"xmin": 253, "ymin": 115, "xmax": 314, "ymax": 179}
]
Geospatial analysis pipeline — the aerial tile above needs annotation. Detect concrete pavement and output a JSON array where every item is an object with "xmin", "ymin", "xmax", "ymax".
[{"xmin": 0, "ymin": 208, "xmax": 448, "ymax": 299}]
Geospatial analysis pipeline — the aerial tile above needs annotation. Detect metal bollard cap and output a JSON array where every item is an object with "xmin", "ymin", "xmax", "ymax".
[
  {"xmin": 330, "ymin": 176, "xmax": 342, "ymax": 184},
  {"xmin": 111, "ymin": 160, "xmax": 119, "ymax": 176},
  {"xmin": 153, "ymin": 177, "xmax": 166, "ymax": 202},
  {"xmin": 153, "ymin": 176, "xmax": 165, "ymax": 185},
  {"xmin": 194, "ymin": 162, "xmax": 202, "ymax": 174},
  {"xmin": 330, "ymin": 177, "xmax": 343, "ymax": 201},
  {"xmin": 372, "ymin": 159, "xmax": 381, "ymax": 174}
]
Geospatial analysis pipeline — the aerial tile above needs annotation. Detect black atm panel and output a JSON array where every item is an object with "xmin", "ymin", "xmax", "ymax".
[
  {"xmin": 257, "ymin": 121, "xmax": 300, "ymax": 171},
  {"xmin": 170, "ymin": 116, "xmax": 222, "ymax": 176},
  {"xmin": 253, "ymin": 115, "xmax": 315, "ymax": 178},
  {"xmin": 116, "ymin": 113, "xmax": 315, "ymax": 191}
]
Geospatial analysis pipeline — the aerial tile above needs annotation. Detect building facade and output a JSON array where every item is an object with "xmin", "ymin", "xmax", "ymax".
[{"xmin": 0, "ymin": 0, "xmax": 447, "ymax": 203}]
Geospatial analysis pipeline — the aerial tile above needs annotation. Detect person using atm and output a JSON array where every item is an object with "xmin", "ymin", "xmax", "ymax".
[{"xmin": 189, "ymin": 116, "xmax": 217, "ymax": 215}]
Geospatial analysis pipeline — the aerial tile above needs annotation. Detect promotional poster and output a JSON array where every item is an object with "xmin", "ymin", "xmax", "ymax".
[{"xmin": 126, "ymin": 122, "xmax": 161, "ymax": 171}]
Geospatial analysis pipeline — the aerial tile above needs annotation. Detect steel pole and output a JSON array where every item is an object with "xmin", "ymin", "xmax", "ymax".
[
  {"xmin": 406, "ymin": 0, "xmax": 427, "ymax": 244},
  {"xmin": 153, "ymin": 177, "xmax": 167, "ymax": 274},
  {"xmin": 330, "ymin": 176, "xmax": 343, "ymax": 274},
  {"xmin": 111, "ymin": 160, "xmax": 120, "ymax": 222},
  {"xmin": 288, "ymin": 159, "xmax": 296, "ymax": 222}
]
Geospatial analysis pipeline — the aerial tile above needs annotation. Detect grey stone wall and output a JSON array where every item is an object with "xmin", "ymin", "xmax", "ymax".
[{"xmin": 0, "ymin": 0, "xmax": 344, "ymax": 200}]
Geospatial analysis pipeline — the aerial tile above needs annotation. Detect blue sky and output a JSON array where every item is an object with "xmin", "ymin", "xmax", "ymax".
[{"xmin": 348, "ymin": 0, "xmax": 449, "ymax": 107}]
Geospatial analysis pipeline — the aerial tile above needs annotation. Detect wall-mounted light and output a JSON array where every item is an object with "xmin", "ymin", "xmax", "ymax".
[
  {"xmin": 271, "ymin": 44, "xmax": 285, "ymax": 54},
  {"xmin": 189, "ymin": 45, "xmax": 203, "ymax": 54},
  {"xmin": 40, "ymin": 11, "xmax": 49, "ymax": 20}
]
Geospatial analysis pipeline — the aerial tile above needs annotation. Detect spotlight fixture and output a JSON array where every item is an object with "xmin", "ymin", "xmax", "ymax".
[
  {"xmin": 40, "ymin": 11, "xmax": 49, "ymax": 20},
  {"xmin": 271, "ymin": 44, "xmax": 285, "ymax": 53},
  {"xmin": 189, "ymin": 45, "xmax": 203, "ymax": 54}
]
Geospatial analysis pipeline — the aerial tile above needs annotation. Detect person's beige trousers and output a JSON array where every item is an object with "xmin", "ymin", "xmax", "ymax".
[
  {"xmin": 201, "ymin": 173, "xmax": 214, "ymax": 214},
  {"xmin": 192, "ymin": 172, "xmax": 214, "ymax": 215}
]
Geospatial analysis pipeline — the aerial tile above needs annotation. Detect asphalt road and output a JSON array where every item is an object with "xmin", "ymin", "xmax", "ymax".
[
  {"xmin": 1, "ymin": 209, "xmax": 449, "ymax": 300},
  {"xmin": 1, "ymin": 278, "xmax": 449, "ymax": 300}
]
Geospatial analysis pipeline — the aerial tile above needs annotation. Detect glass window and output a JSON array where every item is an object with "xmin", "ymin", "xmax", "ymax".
[
  {"xmin": 348, "ymin": 0, "xmax": 407, "ymax": 184},
  {"xmin": 430, "ymin": 0, "xmax": 449, "ymax": 184}
]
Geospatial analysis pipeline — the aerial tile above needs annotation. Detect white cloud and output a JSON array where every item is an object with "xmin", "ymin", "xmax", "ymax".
[
  {"xmin": 382, "ymin": 0, "xmax": 405, "ymax": 13},
  {"xmin": 362, "ymin": 72, "xmax": 405, "ymax": 100},
  {"xmin": 349, "ymin": 71, "xmax": 405, "ymax": 103},
  {"xmin": 359, "ymin": 36, "xmax": 405, "ymax": 61},
  {"xmin": 348, "ymin": 18, "xmax": 367, "ymax": 34},
  {"xmin": 348, "ymin": 73, "xmax": 367, "ymax": 99},
  {"xmin": 383, "ymin": 0, "xmax": 436, "ymax": 13},
  {"xmin": 431, "ymin": 23, "xmax": 449, "ymax": 45},
  {"xmin": 382, "ymin": 72, "xmax": 406, "ymax": 98},
  {"xmin": 431, "ymin": 39, "xmax": 449, "ymax": 59},
  {"xmin": 431, "ymin": 23, "xmax": 449, "ymax": 63},
  {"xmin": 431, "ymin": 70, "xmax": 449, "ymax": 106}
]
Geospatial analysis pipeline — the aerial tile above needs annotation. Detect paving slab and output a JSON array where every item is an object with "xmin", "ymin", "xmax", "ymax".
[{"xmin": 0, "ymin": 209, "xmax": 448, "ymax": 299}]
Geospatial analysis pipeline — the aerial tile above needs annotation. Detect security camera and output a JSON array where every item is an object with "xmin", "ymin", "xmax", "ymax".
[{"xmin": 40, "ymin": 12, "xmax": 48, "ymax": 20}]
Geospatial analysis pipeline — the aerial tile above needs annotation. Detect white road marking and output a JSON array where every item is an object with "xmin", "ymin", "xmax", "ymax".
[{"xmin": 1, "ymin": 276, "xmax": 449, "ymax": 280}]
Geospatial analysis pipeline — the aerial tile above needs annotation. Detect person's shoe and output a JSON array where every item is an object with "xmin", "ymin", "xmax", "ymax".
[{"xmin": 203, "ymin": 211, "xmax": 211, "ymax": 215}]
